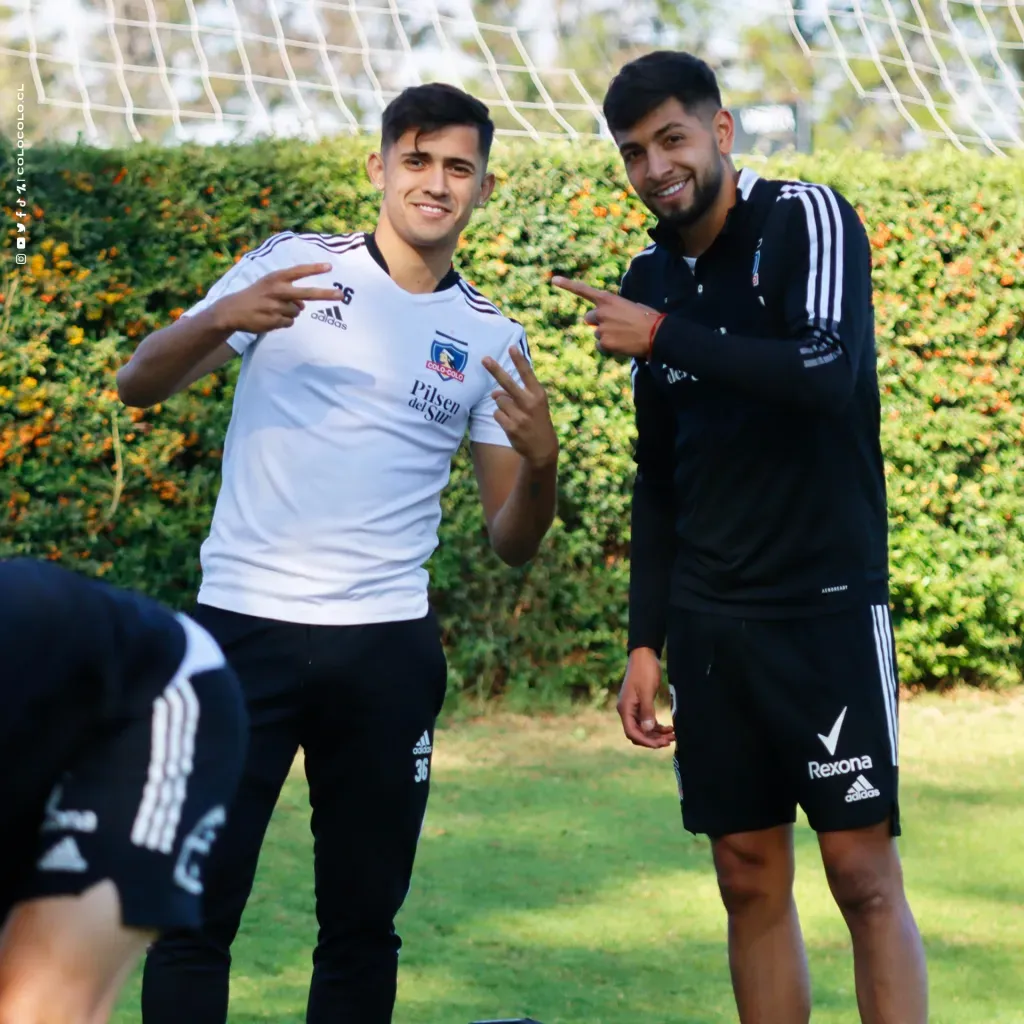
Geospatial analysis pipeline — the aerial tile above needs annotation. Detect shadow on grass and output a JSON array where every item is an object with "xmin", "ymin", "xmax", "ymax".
[
  {"xmin": 907, "ymin": 780, "xmax": 1024, "ymax": 814},
  {"xmin": 922, "ymin": 937, "xmax": 1024, "ymax": 1024},
  {"xmin": 897, "ymin": 779, "xmax": 1024, "ymax": 907}
]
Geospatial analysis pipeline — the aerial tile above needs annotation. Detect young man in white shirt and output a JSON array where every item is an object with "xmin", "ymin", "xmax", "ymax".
[{"xmin": 117, "ymin": 83, "xmax": 558, "ymax": 1024}]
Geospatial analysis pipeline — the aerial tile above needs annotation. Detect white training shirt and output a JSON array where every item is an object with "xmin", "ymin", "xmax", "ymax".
[{"xmin": 182, "ymin": 230, "xmax": 529, "ymax": 625}]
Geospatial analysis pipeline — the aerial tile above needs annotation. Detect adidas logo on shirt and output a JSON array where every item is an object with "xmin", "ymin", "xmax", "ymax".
[
  {"xmin": 312, "ymin": 305, "xmax": 348, "ymax": 330},
  {"xmin": 38, "ymin": 836, "xmax": 88, "ymax": 872},
  {"xmin": 412, "ymin": 731, "xmax": 433, "ymax": 756},
  {"xmin": 845, "ymin": 774, "xmax": 881, "ymax": 803}
]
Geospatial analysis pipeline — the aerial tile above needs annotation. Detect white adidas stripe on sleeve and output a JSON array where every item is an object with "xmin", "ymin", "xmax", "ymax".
[{"xmin": 779, "ymin": 183, "xmax": 845, "ymax": 331}]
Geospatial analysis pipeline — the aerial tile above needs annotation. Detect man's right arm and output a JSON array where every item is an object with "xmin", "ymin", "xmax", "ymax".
[
  {"xmin": 627, "ymin": 358, "xmax": 676, "ymax": 661},
  {"xmin": 116, "ymin": 259, "xmax": 343, "ymax": 408},
  {"xmin": 115, "ymin": 310, "xmax": 239, "ymax": 409},
  {"xmin": 618, "ymin": 316, "xmax": 678, "ymax": 750}
]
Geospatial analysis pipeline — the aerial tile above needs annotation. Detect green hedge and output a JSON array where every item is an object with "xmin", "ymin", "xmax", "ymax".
[{"xmin": 1, "ymin": 139, "xmax": 1022, "ymax": 693}]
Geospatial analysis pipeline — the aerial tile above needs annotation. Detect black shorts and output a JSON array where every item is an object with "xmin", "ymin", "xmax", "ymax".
[
  {"xmin": 2, "ymin": 615, "xmax": 248, "ymax": 931},
  {"xmin": 666, "ymin": 604, "xmax": 901, "ymax": 838}
]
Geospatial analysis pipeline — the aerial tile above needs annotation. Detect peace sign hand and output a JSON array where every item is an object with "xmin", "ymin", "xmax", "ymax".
[
  {"xmin": 552, "ymin": 276, "xmax": 663, "ymax": 361},
  {"xmin": 482, "ymin": 344, "xmax": 558, "ymax": 470},
  {"xmin": 212, "ymin": 263, "xmax": 346, "ymax": 335}
]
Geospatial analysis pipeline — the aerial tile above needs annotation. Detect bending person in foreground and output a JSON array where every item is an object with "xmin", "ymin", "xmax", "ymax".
[{"xmin": 0, "ymin": 557, "xmax": 246, "ymax": 1024}]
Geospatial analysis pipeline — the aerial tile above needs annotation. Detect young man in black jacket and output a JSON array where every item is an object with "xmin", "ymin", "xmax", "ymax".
[{"xmin": 555, "ymin": 50, "xmax": 927, "ymax": 1024}]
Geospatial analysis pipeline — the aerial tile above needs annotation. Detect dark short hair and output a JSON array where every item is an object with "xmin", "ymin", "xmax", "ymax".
[
  {"xmin": 603, "ymin": 51, "xmax": 722, "ymax": 135},
  {"xmin": 381, "ymin": 83, "xmax": 495, "ymax": 163}
]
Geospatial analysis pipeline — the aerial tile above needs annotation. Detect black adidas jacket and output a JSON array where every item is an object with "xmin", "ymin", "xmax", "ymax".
[{"xmin": 625, "ymin": 168, "xmax": 890, "ymax": 654}]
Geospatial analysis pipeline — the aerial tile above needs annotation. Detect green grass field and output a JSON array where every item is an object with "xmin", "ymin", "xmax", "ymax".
[{"xmin": 115, "ymin": 691, "xmax": 1024, "ymax": 1023}]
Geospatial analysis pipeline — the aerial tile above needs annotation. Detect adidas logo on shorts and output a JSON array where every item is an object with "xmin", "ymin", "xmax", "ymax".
[
  {"xmin": 412, "ymin": 731, "xmax": 433, "ymax": 756},
  {"xmin": 38, "ymin": 836, "xmax": 88, "ymax": 872},
  {"xmin": 312, "ymin": 305, "xmax": 348, "ymax": 330},
  {"xmin": 845, "ymin": 774, "xmax": 881, "ymax": 803}
]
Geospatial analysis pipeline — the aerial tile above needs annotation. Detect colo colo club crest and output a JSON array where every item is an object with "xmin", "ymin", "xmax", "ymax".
[{"xmin": 426, "ymin": 331, "xmax": 469, "ymax": 383}]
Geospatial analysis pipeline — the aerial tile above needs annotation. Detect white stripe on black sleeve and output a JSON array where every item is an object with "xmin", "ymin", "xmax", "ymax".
[
  {"xmin": 820, "ymin": 186, "xmax": 845, "ymax": 321},
  {"xmin": 780, "ymin": 183, "xmax": 844, "ymax": 332},
  {"xmin": 778, "ymin": 183, "xmax": 847, "ymax": 372},
  {"xmin": 808, "ymin": 189, "xmax": 833, "ymax": 326},
  {"xmin": 794, "ymin": 190, "xmax": 820, "ymax": 326}
]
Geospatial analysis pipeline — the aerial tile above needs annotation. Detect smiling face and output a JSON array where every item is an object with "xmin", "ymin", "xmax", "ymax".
[
  {"xmin": 367, "ymin": 125, "xmax": 496, "ymax": 253},
  {"xmin": 614, "ymin": 97, "xmax": 733, "ymax": 229}
]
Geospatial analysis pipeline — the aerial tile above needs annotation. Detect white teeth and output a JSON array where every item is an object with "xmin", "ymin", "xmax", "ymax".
[
  {"xmin": 418, "ymin": 205, "xmax": 444, "ymax": 213},
  {"xmin": 656, "ymin": 181, "xmax": 688, "ymax": 198}
]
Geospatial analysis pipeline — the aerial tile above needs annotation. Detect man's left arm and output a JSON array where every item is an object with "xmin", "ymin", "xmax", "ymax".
[
  {"xmin": 471, "ymin": 333, "xmax": 559, "ymax": 567},
  {"xmin": 650, "ymin": 190, "xmax": 874, "ymax": 410},
  {"xmin": 553, "ymin": 188, "xmax": 874, "ymax": 413}
]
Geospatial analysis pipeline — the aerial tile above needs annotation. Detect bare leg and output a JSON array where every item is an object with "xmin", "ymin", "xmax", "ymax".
[
  {"xmin": 819, "ymin": 822, "xmax": 927, "ymax": 1024},
  {"xmin": 711, "ymin": 825, "xmax": 811, "ymax": 1024},
  {"xmin": 0, "ymin": 880, "xmax": 155, "ymax": 1024}
]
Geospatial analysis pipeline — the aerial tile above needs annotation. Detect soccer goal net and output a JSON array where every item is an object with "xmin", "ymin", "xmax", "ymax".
[{"xmin": 1, "ymin": 0, "xmax": 1022, "ymax": 153}]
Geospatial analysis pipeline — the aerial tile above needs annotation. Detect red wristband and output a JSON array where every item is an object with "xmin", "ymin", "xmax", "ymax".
[{"xmin": 648, "ymin": 313, "xmax": 667, "ymax": 361}]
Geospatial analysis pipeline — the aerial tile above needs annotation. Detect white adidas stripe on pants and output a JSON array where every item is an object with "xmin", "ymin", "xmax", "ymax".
[
  {"xmin": 130, "ymin": 614, "xmax": 225, "ymax": 854},
  {"xmin": 870, "ymin": 604, "xmax": 900, "ymax": 767}
]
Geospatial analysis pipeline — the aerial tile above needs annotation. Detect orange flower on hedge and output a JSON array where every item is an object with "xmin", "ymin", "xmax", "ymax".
[
  {"xmin": 112, "ymin": 167, "xmax": 127, "ymax": 185},
  {"xmin": 871, "ymin": 223, "xmax": 891, "ymax": 248},
  {"xmin": 593, "ymin": 206, "xmax": 608, "ymax": 218},
  {"xmin": 1000, "ymin": 273, "xmax": 1014, "ymax": 286}
]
